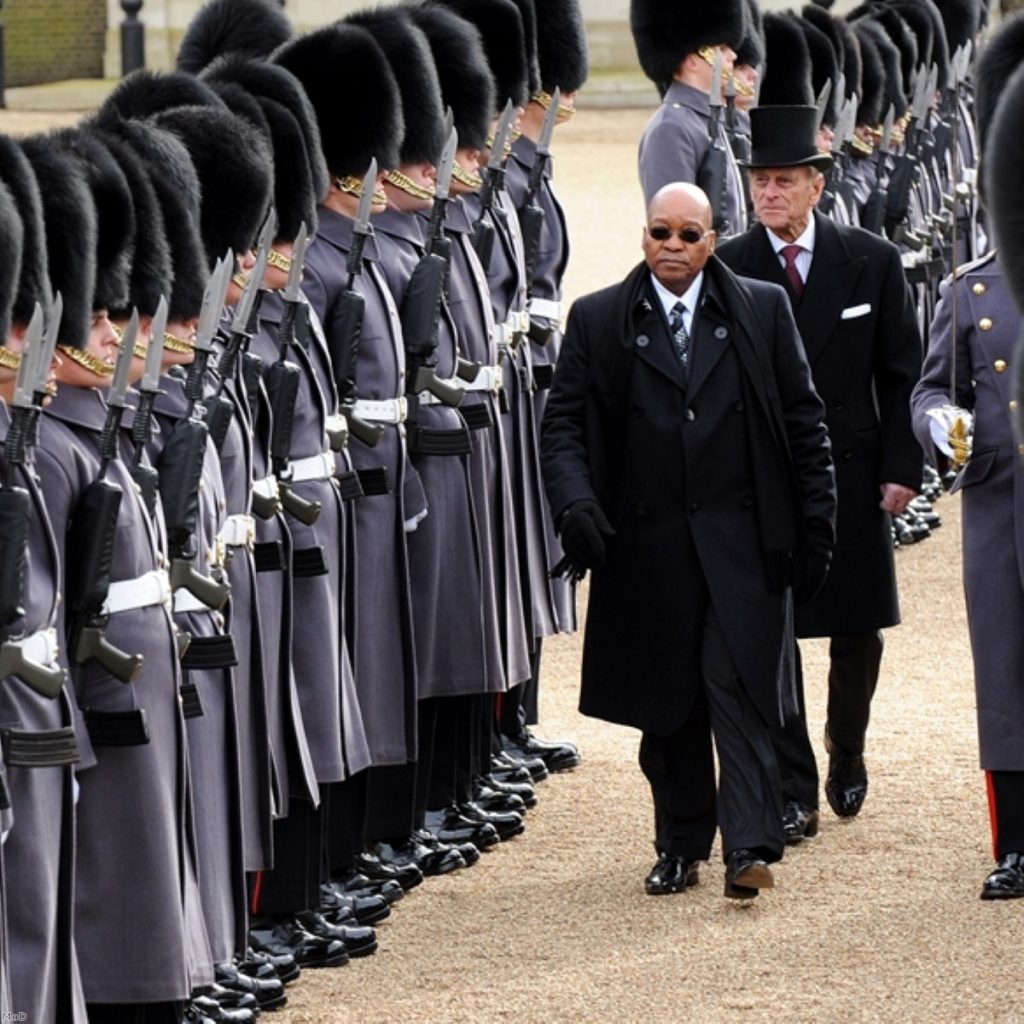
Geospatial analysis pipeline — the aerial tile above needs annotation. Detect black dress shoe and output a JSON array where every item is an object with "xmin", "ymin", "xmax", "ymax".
[
  {"xmin": 353, "ymin": 850, "xmax": 424, "ymax": 891},
  {"xmin": 413, "ymin": 826, "xmax": 481, "ymax": 868},
  {"xmin": 332, "ymin": 867, "xmax": 405, "ymax": 903},
  {"xmin": 239, "ymin": 947, "xmax": 300, "ymax": 986},
  {"xmin": 188, "ymin": 995, "xmax": 257, "ymax": 1023},
  {"xmin": 981, "ymin": 853, "xmax": 1024, "ymax": 900},
  {"xmin": 457, "ymin": 801, "xmax": 525, "ymax": 841},
  {"xmin": 424, "ymin": 807, "xmax": 501, "ymax": 850},
  {"xmin": 294, "ymin": 910, "xmax": 378, "ymax": 958},
  {"xmin": 493, "ymin": 748, "xmax": 549, "ymax": 783},
  {"xmin": 367, "ymin": 836, "xmax": 465, "ymax": 877},
  {"xmin": 502, "ymin": 729, "xmax": 581, "ymax": 773},
  {"xmin": 203, "ymin": 983, "xmax": 259, "ymax": 1013},
  {"xmin": 724, "ymin": 849, "xmax": 774, "ymax": 900},
  {"xmin": 321, "ymin": 883, "xmax": 392, "ymax": 925},
  {"xmin": 250, "ymin": 920, "xmax": 349, "ymax": 969},
  {"xmin": 644, "ymin": 852, "xmax": 699, "ymax": 895},
  {"xmin": 215, "ymin": 962, "xmax": 287, "ymax": 1011},
  {"xmin": 782, "ymin": 801, "xmax": 820, "ymax": 845},
  {"xmin": 824, "ymin": 729, "xmax": 868, "ymax": 818},
  {"xmin": 472, "ymin": 780, "xmax": 526, "ymax": 814},
  {"xmin": 490, "ymin": 753, "xmax": 537, "ymax": 786},
  {"xmin": 477, "ymin": 772, "xmax": 537, "ymax": 808}
]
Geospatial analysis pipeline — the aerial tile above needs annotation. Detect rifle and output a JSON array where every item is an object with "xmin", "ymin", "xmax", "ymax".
[
  {"xmin": 0, "ymin": 307, "xmax": 67, "ymax": 698},
  {"xmin": 470, "ymin": 102, "xmax": 515, "ymax": 272},
  {"xmin": 129, "ymin": 295, "xmax": 167, "ymax": 518},
  {"xmin": 65, "ymin": 312, "xmax": 145, "ymax": 683},
  {"xmin": 696, "ymin": 50, "xmax": 730, "ymax": 235},
  {"xmin": 266, "ymin": 223, "xmax": 322, "ymax": 526},
  {"xmin": 519, "ymin": 88, "xmax": 559, "ymax": 289},
  {"xmin": 884, "ymin": 69, "xmax": 932, "ymax": 244},
  {"xmin": 402, "ymin": 126, "xmax": 465, "ymax": 410},
  {"xmin": 327, "ymin": 160, "xmax": 386, "ymax": 449},
  {"xmin": 860, "ymin": 107, "xmax": 896, "ymax": 237}
]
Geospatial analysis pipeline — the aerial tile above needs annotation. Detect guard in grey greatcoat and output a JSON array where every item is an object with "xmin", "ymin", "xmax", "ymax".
[
  {"xmin": 633, "ymin": 0, "xmax": 748, "ymax": 232},
  {"xmin": 0, "ymin": 137, "xmax": 88, "ymax": 1024},
  {"xmin": 28, "ymin": 136, "xmax": 212, "ymax": 1020}
]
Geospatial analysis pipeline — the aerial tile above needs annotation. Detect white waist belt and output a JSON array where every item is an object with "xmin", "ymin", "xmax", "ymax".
[
  {"xmin": 289, "ymin": 451, "xmax": 336, "ymax": 483},
  {"xmin": 528, "ymin": 298, "xmax": 564, "ymax": 323},
  {"xmin": 7, "ymin": 628, "xmax": 60, "ymax": 669},
  {"xmin": 417, "ymin": 379, "xmax": 467, "ymax": 406},
  {"xmin": 173, "ymin": 588, "xmax": 212, "ymax": 614},
  {"xmin": 352, "ymin": 397, "xmax": 408, "ymax": 424},
  {"xmin": 491, "ymin": 311, "xmax": 530, "ymax": 350},
  {"xmin": 218, "ymin": 514, "xmax": 255, "ymax": 548},
  {"xmin": 462, "ymin": 365, "xmax": 503, "ymax": 393},
  {"xmin": 104, "ymin": 569, "xmax": 172, "ymax": 616},
  {"xmin": 325, "ymin": 413, "xmax": 346, "ymax": 434},
  {"xmin": 252, "ymin": 475, "xmax": 279, "ymax": 501}
]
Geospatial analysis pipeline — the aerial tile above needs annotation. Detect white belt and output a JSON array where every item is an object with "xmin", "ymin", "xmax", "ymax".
[
  {"xmin": 528, "ymin": 298, "xmax": 564, "ymax": 323},
  {"xmin": 289, "ymin": 451, "xmax": 336, "ymax": 483},
  {"xmin": 491, "ymin": 311, "xmax": 530, "ymax": 350},
  {"xmin": 104, "ymin": 569, "xmax": 172, "ymax": 615},
  {"xmin": 173, "ymin": 588, "xmax": 211, "ymax": 614},
  {"xmin": 252, "ymin": 475, "xmax": 279, "ymax": 501},
  {"xmin": 352, "ymin": 397, "xmax": 408, "ymax": 424},
  {"xmin": 6, "ymin": 628, "xmax": 60, "ymax": 669},
  {"xmin": 462, "ymin": 365, "xmax": 503, "ymax": 394},
  {"xmin": 218, "ymin": 514, "xmax": 255, "ymax": 549},
  {"xmin": 417, "ymin": 379, "xmax": 466, "ymax": 406}
]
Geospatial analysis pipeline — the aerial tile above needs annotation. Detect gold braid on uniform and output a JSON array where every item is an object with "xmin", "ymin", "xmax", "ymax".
[
  {"xmin": 163, "ymin": 331, "xmax": 196, "ymax": 355},
  {"xmin": 57, "ymin": 344, "xmax": 114, "ymax": 378},
  {"xmin": 0, "ymin": 346, "xmax": 21, "ymax": 370},
  {"xmin": 850, "ymin": 135, "xmax": 874, "ymax": 156},
  {"xmin": 334, "ymin": 175, "xmax": 388, "ymax": 206},
  {"xmin": 534, "ymin": 91, "xmax": 577, "ymax": 120},
  {"xmin": 452, "ymin": 163, "xmax": 483, "ymax": 189},
  {"xmin": 267, "ymin": 248, "xmax": 292, "ymax": 274},
  {"xmin": 730, "ymin": 76, "xmax": 755, "ymax": 99},
  {"xmin": 384, "ymin": 169, "xmax": 435, "ymax": 201}
]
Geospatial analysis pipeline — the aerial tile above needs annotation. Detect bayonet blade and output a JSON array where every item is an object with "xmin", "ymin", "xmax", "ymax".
[
  {"xmin": 880, "ymin": 106, "xmax": 895, "ymax": 152},
  {"xmin": 108, "ymin": 309, "xmax": 138, "ymax": 408},
  {"xmin": 537, "ymin": 86, "xmax": 560, "ymax": 157},
  {"xmin": 282, "ymin": 223, "xmax": 309, "ymax": 303},
  {"xmin": 230, "ymin": 210, "xmax": 276, "ymax": 335},
  {"xmin": 141, "ymin": 296, "xmax": 168, "ymax": 393},
  {"xmin": 434, "ymin": 127, "xmax": 458, "ymax": 204},
  {"xmin": 11, "ymin": 304, "xmax": 43, "ymax": 409},
  {"xmin": 488, "ymin": 102, "xmax": 515, "ymax": 171},
  {"xmin": 354, "ymin": 158, "xmax": 377, "ymax": 237},
  {"xmin": 816, "ymin": 79, "xmax": 832, "ymax": 129},
  {"xmin": 36, "ymin": 292, "xmax": 63, "ymax": 400},
  {"xmin": 709, "ymin": 48, "xmax": 723, "ymax": 109},
  {"xmin": 195, "ymin": 256, "xmax": 227, "ymax": 353}
]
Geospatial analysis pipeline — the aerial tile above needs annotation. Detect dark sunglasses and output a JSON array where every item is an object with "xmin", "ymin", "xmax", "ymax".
[{"xmin": 647, "ymin": 225, "xmax": 709, "ymax": 244}]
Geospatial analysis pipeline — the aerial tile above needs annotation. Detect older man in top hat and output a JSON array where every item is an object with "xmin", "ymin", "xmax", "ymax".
[{"xmin": 718, "ymin": 105, "xmax": 922, "ymax": 843}]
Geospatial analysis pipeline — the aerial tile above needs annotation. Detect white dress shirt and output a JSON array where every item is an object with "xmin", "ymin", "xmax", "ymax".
[
  {"xmin": 765, "ymin": 216, "xmax": 816, "ymax": 283},
  {"xmin": 650, "ymin": 270, "xmax": 704, "ymax": 338}
]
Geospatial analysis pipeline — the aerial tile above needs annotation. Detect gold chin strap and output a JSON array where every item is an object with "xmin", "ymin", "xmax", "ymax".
[
  {"xmin": 233, "ymin": 271, "xmax": 249, "ymax": 289},
  {"xmin": 333, "ymin": 175, "xmax": 388, "ymax": 207},
  {"xmin": 452, "ymin": 163, "xmax": 483, "ymax": 189},
  {"xmin": 163, "ymin": 331, "xmax": 196, "ymax": 355},
  {"xmin": 534, "ymin": 91, "xmax": 577, "ymax": 120},
  {"xmin": 57, "ymin": 344, "xmax": 114, "ymax": 378},
  {"xmin": 731, "ymin": 76, "xmax": 755, "ymax": 98},
  {"xmin": 0, "ymin": 346, "xmax": 21, "ymax": 371},
  {"xmin": 384, "ymin": 169, "xmax": 435, "ymax": 201},
  {"xmin": 267, "ymin": 248, "xmax": 292, "ymax": 274},
  {"xmin": 698, "ymin": 45, "xmax": 717, "ymax": 67},
  {"xmin": 111, "ymin": 321, "xmax": 147, "ymax": 359},
  {"xmin": 851, "ymin": 135, "xmax": 874, "ymax": 156}
]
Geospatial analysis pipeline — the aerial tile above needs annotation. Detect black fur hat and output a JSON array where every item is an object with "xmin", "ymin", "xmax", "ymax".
[
  {"xmin": 736, "ymin": 0, "xmax": 765, "ymax": 68},
  {"xmin": 0, "ymin": 184, "xmax": 22, "ymax": 344},
  {"xmin": 255, "ymin": 97, "xmax": 319, "ymax": 241},
  {"xmin": 532, "ymin": 0, "xmax": 588, "ymax": 92},
  {"xmin": 631, "ymin": 0, "xmax": 746, "ymax": 87},
  {"xmin": 96, "ymin": 68, "xmax": 226, "ymax": 124},
  {"xmin": 51, "ymin": 129, "xmax": 135, "ymax": 315},
  {"xmin": 0, "ymin": 136, "xmax": 49, "ymax": 326},
  {"xmin": 853, "ymin": 20, "xmax": 886, "ymax": 123},
  {"xmin": 201, "ymin": 54, "xmax": 329, "ymax": 202},
  {"xmin": 94, "ymin": 129, "xmax": 172, "ymax": 319},
  {"xmin": 900, "ymin": 0, "xmax": 950, "ymax": 85},
  {"xmin": 851, "ymin": 5, "xmax": 917, "ymax": 97},
  {"xmin": 406, "ymin": 3, "xmax": 494, "ymax": 152},
  {"xmin": 509, "ymin": 0, "xmax": 542, "ymax": 97},
  {"xmin": 273, "ymin": 23, "xmax": 404, "ymax": 177},
  {"xmin": 761, "ymin": 12, "xmax": 814, "ymax": 106},
  {"xmin": 344, "ymin": 7, "xmax": 446, "ymax": 166},
  {"xmin": 154, "ymin": 105, "xmax": 273, "ymax": 268},
  {"xmin": 833, "ymin": 16, "xmax": 861, "ymax": 101},
  {"xmin": 854, "ymin": 18, "xmax": 907, "ymax": 118},
  {"xmin": 435, "ymin": 0, "xmax": 531, "ymax": 109},
  {"xmin": 795, "ymin": 14, "xmax": 840, "ymax": 125},
  {"xmin": 204, "ymin": 76, "xmax": 273, "ymax": 141},
  {"xmin": 975, "ymin": 13, "xmax": 1024, "ymax": 158},
  {"xmin": 176, "ymin": 0, "xmax": 293, "ymax": 73},
  {"xmin": 985, "ymin": 64, "xmax": 1024, "ymax": 306},
  {"xmin": 18, "ymin": 138, "xmax": 97, "ymax": 350},
  {"xmin": 931, "ymin": 0, "xmax": 979, "ymax": 54}
]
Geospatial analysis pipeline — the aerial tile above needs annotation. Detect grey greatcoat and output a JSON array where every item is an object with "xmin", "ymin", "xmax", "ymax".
[
  {"xmin": 373, "ymin": 207, "xmax": 487, "ymax": 699},
  {"xmin": 637, "ymin": 81, "xmax": 747, "ymax": 235},
  {"xmin": 301, "ymin": 206, "xmax": 419, "ymax": 766},
  {"xmin": 0, "ymin": 404, "xmax": 87, "ymax": 1023},
  {"xmin": 541, "ymin": 259, "xmax": 835, "ymax": 732},
  {"xmin": 36, "ymin": 385, "xmax": 213, "ymax": 1003},
  {"xmin": 447, "ymin": 197, "xmax": 532, "ymax": 691},
  {"xmin": 911, "ymin": 252, "xmax": 1024, "ymax": 770}
]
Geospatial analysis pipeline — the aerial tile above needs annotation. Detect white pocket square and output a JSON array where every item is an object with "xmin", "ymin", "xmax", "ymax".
[{"xmin": 840, "ymin": 303, "xmax": 871, "ymax": 320}]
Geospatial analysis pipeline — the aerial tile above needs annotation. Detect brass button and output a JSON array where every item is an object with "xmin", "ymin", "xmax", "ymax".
[
  {"xmin": 995, "ymin": 359, "xmax": 1007, "ymax": 373},
  {"xmin": 972, "ymin": 281, "xmax": 987, "ymax": 295},
  {"xmin": 1018, "ymin": 443, "xmax": 1024, "ymax": 456},
  {"xmin": 1011, "ymin": 400, "xmax": 1019, "ymax": 411},
  {"xmin": 979, "ymin": 317, "xmax": 993, "ymax": 331}
]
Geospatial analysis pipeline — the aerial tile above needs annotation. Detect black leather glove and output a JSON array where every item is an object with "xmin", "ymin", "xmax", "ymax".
[
  {"xmin": 558, "ymin": 500, "xmax": 615, "ymax": 572},
  {"xmin": 793, "ymin": 536, "xmax": 832, "ymax": 606}
]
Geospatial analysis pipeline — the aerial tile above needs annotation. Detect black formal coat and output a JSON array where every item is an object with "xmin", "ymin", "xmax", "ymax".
[
  {"xmin": 717, "ymin": 212, "xmax": 923, "ymax": 637},
  {"xmin": 540, "ymin": 257, "xmax": 835, "ymax": 733}
]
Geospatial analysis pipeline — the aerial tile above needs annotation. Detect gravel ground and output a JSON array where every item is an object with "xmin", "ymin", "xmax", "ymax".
[{"xmin": 5, "ymin": 105, "xmax": 1019, "ymax": 1023}]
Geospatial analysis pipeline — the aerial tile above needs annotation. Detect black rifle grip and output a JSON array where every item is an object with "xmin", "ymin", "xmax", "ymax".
[
  {"xmin": 66, "ymin": 480, "xmax": 123, "ymax": 613},
  {"xmin": 0, "ymin": 487, "xmax": 30, "ymax": 628}
]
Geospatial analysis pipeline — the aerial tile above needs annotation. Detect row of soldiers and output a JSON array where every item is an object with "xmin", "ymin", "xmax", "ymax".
[{"xmin": 0, "ymin": 0, "xmax": 589, "ymax": 1019}]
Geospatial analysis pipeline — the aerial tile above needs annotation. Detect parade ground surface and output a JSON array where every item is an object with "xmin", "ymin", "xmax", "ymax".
[{"xmin": 4, "ymin": 100, "xmax": 1021, "ymax": 1024}]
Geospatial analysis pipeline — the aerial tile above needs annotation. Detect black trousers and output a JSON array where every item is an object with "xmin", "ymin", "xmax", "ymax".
[
  {"xmin": 987, "ymin": 770, "xmax": 1024, "ymax": 859},
  {"xmin": 638, "ymin": 609, "xmax": 784, "ymax": 864},
  {"xmin": 773, "ymin": 631, "xmax": 883, "ymax": 809},
  {"xmin": 427, "ymin": 695, "xmax": 482, "ymax": 809},
  {"xmin": 251, "ymin": 792, "xmax": 322, "ymax": 917},
  {"xmin": 325, "ymin": 772, "xmax": 367, "ymax": 875},
  {"xmin": 87, "ymin": 1003, "xmax": 184, "ymax": 1024},
  {"xmin": 499, "ymin": 638, "xmax": 542, "ymax": 733}
]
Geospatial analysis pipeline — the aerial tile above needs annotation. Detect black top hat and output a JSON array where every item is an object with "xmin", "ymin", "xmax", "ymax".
[{"xmin": 746, "ymin": 105, "xmax": 833, "ymax": 171}]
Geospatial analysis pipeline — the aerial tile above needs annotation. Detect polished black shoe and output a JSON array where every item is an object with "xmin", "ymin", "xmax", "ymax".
[
  {"xmin": 321, "ymin": 882, "xmax": 392, "ymax": 926},
  {"xmin": 353, "ymin": 850, "xmax": 424, "ymax": 891},
  {"xmin": 824, "ymin": 729, "xmax": 868, "ymax": 818},
  {"xmin": 493, "ymin": 748, "xmax": 549, "ymax": 783},
  {"xmin": 477, "ymin": 772, "xmax": 537, "ymax": 808},
  {"xmin": 724, "ymin": 849, "xmax": 774, "ymax": 900},
  {"xmin": 203, "ymin": 983, "xmax": 259, "ymax": 1013},
  {"xmin": 472, "ymin": 780, "xmax": 526, "ymax": 814},
  {"xmin": 294, "ymin": 910, "xmax": 378, "ymax": 958},
  {"xmin": 250, "ymin": 920, "xmax": 349, "ymax": 969},
  {"xmin": 490, "ymin": 753, "xmax": 538, "ymax": 786},
  {"xmin": 644, "ymin": 852, "xmax": 699, "ymax": 895},
  {"xmin": 413, "ymin": 826, "xmax": 481, "ymax": 868},
  {"xmin": 502, "ymin": 729, "xmax": 581, "ymax": 773},
  {"xmin": 332, "ymin": 866, "xmax": 405, "ymax": 903},
  {"xmin": 782, "ymin": 801, "xmax": 820, "ymax": 845},
  {"xmin": 367, "ymin": 836, "xmax": 465, "ymax": 877},
  {"xmin": 457, "ymin": 800, "xmax": 525, "ymax": 841},
  {"xmin": 188, "ymin": 995, "xmax": 257, "ymax": 1023},
  {"xmin": 424, "ymin": 807, "xmax": 501, "ymax": 850},
  {"xmin": 239, "ymin": 947, "xmax": 300, "ymax": 986},
  {"xmin": 981, "ymin": 853, "xmax": 1024, "ymax": 900},
  {"xmin": 215, "ymin": 962, "xmax": 287, "ymax": 1011}
]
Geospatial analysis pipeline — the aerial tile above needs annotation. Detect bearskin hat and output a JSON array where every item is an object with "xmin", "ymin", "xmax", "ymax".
[
  {"xmin": 736, "ymin": 0, "xmax": 765, "ymax": 68},
  {"xmin": 532, "ymin": 0, "xmax": 588, "ymax": 92},
  {"xmin": 96, "ymin": 69, "xmax": 226, "ymax": 124},
  {"xmin": 985, "ymin": 64, "xmax": 1024, "ymax": 309},
  {"xmin": 761, "ymin": 12, "xmax": 814, "ymax": 106},
  {"xmin": 795, "ymin": 14, "xmax": 840, "ymax": 125},
  {"xmin": 176, "ymin": 0, "xmax": 293, "ymax": 73},
  {"xmin": 0, "ymin": 184, "xmax": 23, "ymax": 344},
  {"xmin": 854, "ymin": 18, "xmax": 907, "ymax": 119},
  {"xmin": 853, "ymin": 20, "xmax": 887, "ymax": 124},
  {"xmin": 850, "ymin": 5, "xmax": 918, "ymax": 97},
  {"xmin": 0, "ymin": 136, "xmax": 50, "ymax": 326},
  {"xmin": 974, "ymin": 12, "xmax": 1024, "ymax": 157},
  {"xmin": 931, "ymin": 0, "xmax": 979, "ymax": 54}
]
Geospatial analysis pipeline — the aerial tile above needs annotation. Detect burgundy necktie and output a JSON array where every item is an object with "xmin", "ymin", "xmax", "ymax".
[{"xmin": 780, "ymin": 244, "xmax": 805, "ymax": 298}]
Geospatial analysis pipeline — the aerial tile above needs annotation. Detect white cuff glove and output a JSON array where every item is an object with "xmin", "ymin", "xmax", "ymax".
[{"xmin": 926, "ymin": 405, "xmax": 973, "ymax": 460}]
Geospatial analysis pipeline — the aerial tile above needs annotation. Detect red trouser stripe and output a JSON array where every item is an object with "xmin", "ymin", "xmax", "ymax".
[
  {"xmin": 250, "ymin": 868, "xmax": 264, "ymax": 916},
  {"xmin": 986, "ymin": 771, "xmax": 999, "ymax": 861}
]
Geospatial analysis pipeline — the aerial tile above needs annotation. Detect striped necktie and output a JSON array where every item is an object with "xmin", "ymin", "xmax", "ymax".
[{"xmin": 668, "ymin": 300, "xmax": 690, "ymax": 372}]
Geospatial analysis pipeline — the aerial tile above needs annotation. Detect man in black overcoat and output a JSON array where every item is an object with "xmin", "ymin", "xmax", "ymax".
[
  {"xmin": 717, "ymin": 106, "xmax": 922, "ymax": 840},
  {"xmin": 540, "ymin": 182, "xmax": 835, "ymax": 899}
]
